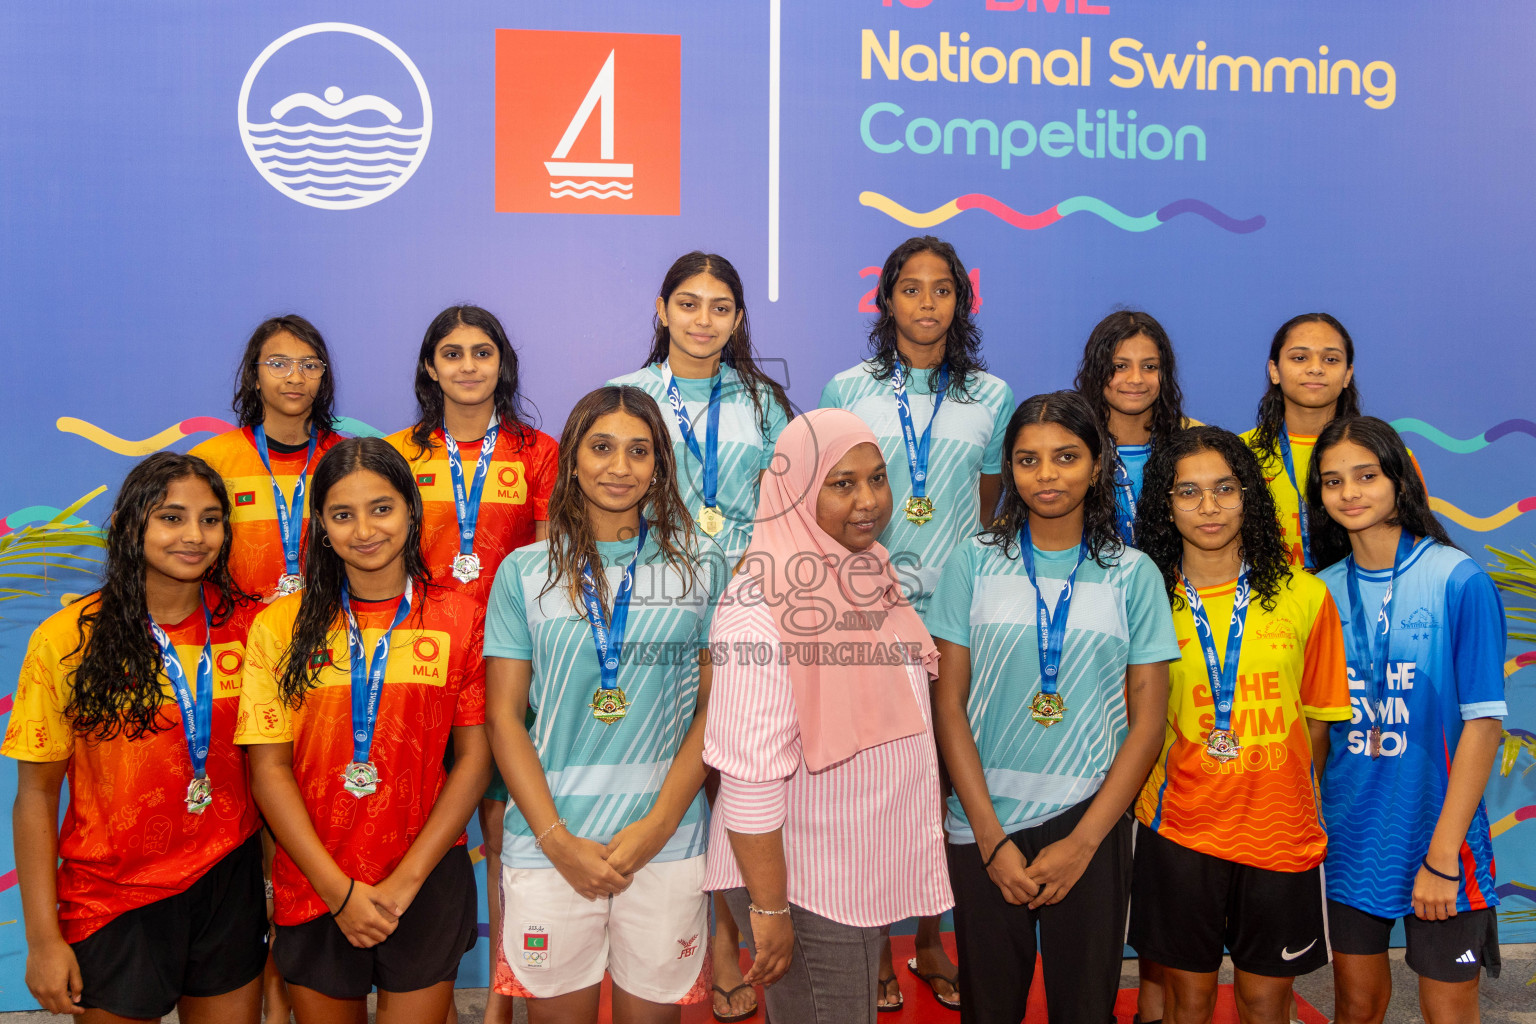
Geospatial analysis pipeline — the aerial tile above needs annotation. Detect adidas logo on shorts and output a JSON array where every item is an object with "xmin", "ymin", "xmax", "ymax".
[{"xmin": 1455, "ymin": 949, "xmax": 1477, "ymax": 965}]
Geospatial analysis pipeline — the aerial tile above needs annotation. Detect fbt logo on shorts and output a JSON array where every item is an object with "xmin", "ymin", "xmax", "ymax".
[{"xmin": 495, "ymin": 29, "xmax": 680, "ymax": 215}]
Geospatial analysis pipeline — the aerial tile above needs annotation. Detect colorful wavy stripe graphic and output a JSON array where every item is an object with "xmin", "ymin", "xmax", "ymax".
[
  {"xmin": 1393, "ymin": 417, "xmax": 1536, "ymax": 455},
  {"xmin": 1492, "ymin": 805, "xmax": 1536, "ymax": 839},
  {"xmin": 1495, "ymin": 880, "xmax": 1536, "ymax": 903},
  {"xmin": 57, "ymin": 416, "xmax": 234, "ymax": 455},
  {"xmin": 1430, "ymin": 495, "xmax": 1536, "ymax": 532},
  {"xmin": 59, "ymin": 415, "xmax": 384, "ymax": 454},
  {"xmin": 1506, "ymin": 652, "xmax": 1536, "ymax": 678},
  {"xmin": 859, "ymin": 191, "xmax": 1265, "ymax": 233}
]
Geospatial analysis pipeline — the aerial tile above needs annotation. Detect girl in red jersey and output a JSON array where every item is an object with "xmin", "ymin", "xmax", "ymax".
[
  {"xmin": 7, "ymin": 452, "xmax": 265, "ymax": 1022},
  {"xmin": 190, "ymin": 314, "xmax": 345, "ymax": 601},
  {"xmin": 384, "ymin": 304, "xmax": 558, "ymax": 1024},
  {"xmin": 238, "ymin": 438, "xmax": 491, "ymax": 1024}
]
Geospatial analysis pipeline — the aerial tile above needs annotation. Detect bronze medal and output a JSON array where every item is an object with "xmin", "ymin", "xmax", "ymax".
[{"xmin": 1205, "ymin": 728, "xmax": 1242, "ymax": 762}]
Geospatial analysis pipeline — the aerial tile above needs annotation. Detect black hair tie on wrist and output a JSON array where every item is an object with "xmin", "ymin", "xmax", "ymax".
[
  {"xmin": 1421, "ymin": 856, "xmax": 1460, "ymax": 882},
  {"xmin": 331, "ymin": 878, "xmax": 356, "ymax": 917},
  {"xmin": 984, "ymin": 836, "xmax": 1012, "ymax": 869}
]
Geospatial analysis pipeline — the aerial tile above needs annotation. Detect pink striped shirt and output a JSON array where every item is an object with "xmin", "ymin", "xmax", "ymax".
[{"xmin": 702, "ymin": 574, "xmax": 954, "ymax": 927}]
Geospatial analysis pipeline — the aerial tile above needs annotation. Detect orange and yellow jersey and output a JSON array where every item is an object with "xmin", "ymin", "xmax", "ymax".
[
  {"xmin": 189, "ymin": 426, "xmax": 344, "ymax": 600},
  {"xmin": 383, "ymin": 423, "xmax": 559, "ymax": 607},
  {"xmin": 2, "ymin": 591, "xmax": 261, "ymax": 942},
  {"xmin": 236, "ymin": 586, "xmax": 486, "ymax": 925},
  {"xmin": 1135, "ymin": 567, "xmax": 1352, "ymax": 871}
]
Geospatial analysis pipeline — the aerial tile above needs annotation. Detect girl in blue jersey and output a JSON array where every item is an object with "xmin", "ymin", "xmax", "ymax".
[
  {"xmin": 929, "ymin": 390, "xmax": 1177, "ymax": 1024},
  {"xmin": 820, "ymin": 236, "xmax": 1013, "ymax": 1012},
  {"xmin": 607, "ymin": 252, "xmax": 790, "ymax": 1022},
  {"xmin": 1308, "ymin": 416, "xmax": 1505, "ymax": 1024},
  {"xmin": 483, "ymin": 386, "xmax": 718, "ymax": 1024},
  {"xmin": 1073, "ymin": 309, "xmax": 1190, "ymax": 549}
]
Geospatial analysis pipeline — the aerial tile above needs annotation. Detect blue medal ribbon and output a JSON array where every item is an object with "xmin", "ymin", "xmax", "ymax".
[
  {"xmin": 443, "ymin": 419, "xmax": 500, "ymax": 556},
  {"xmin": 579, "ymin": 522, "xmax": 648, "ymax": 691},
  {"xmin": 1112, "ymin": 449, "xmax": 1138, "ymax": 545},
  {"xmin": 1020, "ymin": 526, "xmax": 1087, "ymax": 694},
  {"xmin": 341, "ymin": 580, "xmax": 414, "ymax": 767},
  {"xmin": 663, "ymin": 365, "xmax": 723, "ymax": 512},
  {"xmin": 1344, "ymin": 531, "xmax": 1419, "ymax": 738},
  {"xmin": 253, "ymin": 425, "xmax": 319, "ymax": 579},
  {"xmin": 1276, "ymin": 432, "xmax": 1314, "ymax": 570},
  {"xmin": 1182, "ymin": 567, "xmax": 1252, "ymax": 733},
  {"xmin": 147, "ymin": 606, "xmax": 213, "ymax": 782},
  {"xmin": 892, "ymin": 362, "xmax": 950, "ymax": 501}
]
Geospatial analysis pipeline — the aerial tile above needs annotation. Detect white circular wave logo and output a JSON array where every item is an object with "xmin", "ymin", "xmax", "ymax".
[{"xmin": 238, "ymin": 23, "xmax": 432, "ymax": 210}]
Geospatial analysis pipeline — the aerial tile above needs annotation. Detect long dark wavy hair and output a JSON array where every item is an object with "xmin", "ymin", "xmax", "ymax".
[
  {"xmin": 644, "ymin": 252, "xmax": 793, "ymax": 436},
  {"xmin": 542, "ymin": 387, "xmax": 699, "ymax": 612},
  {"xmin": 1304, "ymin": 416, "xmax": 1455, "ymax": 569},
  {"xmin": 1250, "ymin": 312, "xmax": 1361, "ymax": 457},
  {"xmin": 232, "ymin": 315, "xmax": 337, "ymax": 434},
  {"xmin": 865, "ymin": 235, "xmax": 985, "ymax": 400},
  {"xmin": 982, "ymin": 391, "xmax": 1123, "ymax": 567},
  {"xmin": 1134, "ymin": 427, "xmax": 1291, "ymax": 612},
  {"xmin": 1072, "ymin": 310, "xmax": 1188, "ymax": 447},
  {"xmin": 276, "ymin": 439, "xmax": 431, "ymax": 707},
  {"xmin": 406, "ymin": 305, "xmax": 540, "ymax": 458},
  {"xmin": 65, "ymin": 453, "xmax": 245, "ymax": 740}
]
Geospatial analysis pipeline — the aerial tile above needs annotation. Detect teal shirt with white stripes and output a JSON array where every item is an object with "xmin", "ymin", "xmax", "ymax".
[
  {"xmin": 484, "ymin": 536, "xmax": 719, "ymax": 868},
  {"xmin": 608, "ymin": 363, "xmax": 789, "ymax": 562},
  {"xmin": 819, "ymin": 360, "xmax": 1014, "ymax": 624},
  {"xmin": 927, "ymin": 536, "xmax": 1179, "ymax": 842}
]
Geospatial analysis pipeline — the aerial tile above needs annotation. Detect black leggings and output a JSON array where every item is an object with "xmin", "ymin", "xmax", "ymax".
[{"xmin": 948, "ymin": 798, "xmax": 1132, "ymax": 1024}]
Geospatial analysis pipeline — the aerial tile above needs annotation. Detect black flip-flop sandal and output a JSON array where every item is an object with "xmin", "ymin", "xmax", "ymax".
[
  {"xmin": 712, "ymin": 982, "xmax": 759, "ymax": 1023},
  {"xmin": 877, "ymin": 972, "xmax": 904, "ymax": 1012},
  {"xmin": 906, "ymin": 956, "xmax": 961, "ymax": 1011}
]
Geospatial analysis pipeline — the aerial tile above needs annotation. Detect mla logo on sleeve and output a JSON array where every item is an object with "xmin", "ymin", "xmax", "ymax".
[
  {"xmin": 495, "ymin": 29, "xmax": 680, "ymax": 215},
  {"xmin": 238, "ymin": 23, "xmax": 432, "ymax": 210}
]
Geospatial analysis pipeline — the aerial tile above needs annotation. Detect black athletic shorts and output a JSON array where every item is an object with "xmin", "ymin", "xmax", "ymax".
[
  {"xmin": 72, "ymin": 830, "xmax": 266, "ymax": 1018},
  {"xmin": 274, "ymin": 843, "xmax": 478, "ymax": 999},
  {"xmin": 1129, "ymin": 823, "xmax": 1329, "ymax": 977},
  {"xmin": 1328, "ymin": 899, "xmax": 1501, "ymax": 983}
]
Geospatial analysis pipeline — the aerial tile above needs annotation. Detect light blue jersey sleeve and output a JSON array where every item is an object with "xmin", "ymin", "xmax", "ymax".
[
  {"xmin": 818, "ymin": 376, "xmax": 844, "ymax": 410},
  {"xmin": 1124, "ymin": 552, "xmax": 1180, "ymax": 665},
  {"xmin": 927, "ymin": 538, "xmax": 980, "ymax": 648},
  {"xmin": 762, "ymin": 394, "xmax": 791, "ymax": 470},
  {"xmin": 484, "ymin": 559, "xmax": 533, "ymax": 660},
  {"xmin": 982, "ymin": 382, "xmax": 1016, "ymax": 476},
  {"xmin": 1447, "ymin": 562, "xmax": 1509, "ymax": 720}
]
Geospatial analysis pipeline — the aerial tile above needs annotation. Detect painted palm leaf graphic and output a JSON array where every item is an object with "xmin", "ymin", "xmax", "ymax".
[
  {"xmin": 0, "ymin": 487, "xmax": 107, "ymax": 606},
  {"xmin": 1486, "ymin": 547, "xmax": 1536, "ymax": 779}
]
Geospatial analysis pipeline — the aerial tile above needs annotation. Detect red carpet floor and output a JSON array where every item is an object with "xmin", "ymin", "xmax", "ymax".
[{"xmin": 665, "ymin": 934, "xmax": 1328, "ymax": 1023}]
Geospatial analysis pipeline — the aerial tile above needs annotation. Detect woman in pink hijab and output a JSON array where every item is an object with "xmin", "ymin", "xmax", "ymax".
[{"xmin": 702, "ymin": 408, "xmax": 953, "ymax": 1024}]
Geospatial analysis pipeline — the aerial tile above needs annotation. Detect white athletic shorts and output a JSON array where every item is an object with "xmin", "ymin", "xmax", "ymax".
[{"xmin": 496, "ymin": 854, "xmax": 709, "ymax": 1003}]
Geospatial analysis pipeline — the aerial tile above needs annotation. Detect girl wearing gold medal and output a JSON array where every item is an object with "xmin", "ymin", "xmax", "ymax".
[
  {"xmin": 238, "ymin": 439, "xmax": 490, "ymax": 1024},
  {"xmin": 929, "ymin": 390, "xmax": 1176, "ymax": 1024},
  {"xmin": 820, "ymin": 236, "xmax": 1014, "ymax": 1012},
  {"xmin": 1128, "ymin": 427, "xmax": 1349, "ymax": 1024},
  {"xmin": 483, "ymin": 387, "xmax": 718, "ymax": 1023},
  {"xmin": 7, "ymin": 453, "xmax": 264, "ymax": 1022},
  {"xmin": 384, "ymin": 305, "xmax": 558, "ymax": 1024}
]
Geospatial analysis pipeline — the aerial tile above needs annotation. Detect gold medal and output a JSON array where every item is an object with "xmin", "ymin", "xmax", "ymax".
[
  {"xmin": 697, "ymin": 504, "xmax": 725, "ymax": 537},
  {"xmin": 904, "ymin": 495, "xmax": 935, "ymax": 526},
  {"xmin": 1029, "ymin": 690, "xmax": 1065, "ymax": 727},
  {"xmin": 591, "ymin": 686, "xmax": 629, "ymax": 724}
]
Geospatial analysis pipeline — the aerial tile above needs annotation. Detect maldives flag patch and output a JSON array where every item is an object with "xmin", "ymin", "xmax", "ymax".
[
  {"xmin": 417, "ymin": 474, "xmax": 435, "ymax": 486},
  {"xmin": 523, "ymin": 933, "xmax": 547, "ymax": 951},
  {"xmin": 235, "ymin": 491, "xmax": 256, "ymax": 506},
  {"xmin": 309, "ymin": 649, "xmax": 333, "ymax": 668}
]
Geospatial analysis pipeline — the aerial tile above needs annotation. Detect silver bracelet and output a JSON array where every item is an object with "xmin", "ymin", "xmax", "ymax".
[
  {"xmin": 534, "ymin": 818, "xmax": 567, "ymax": 851},
  {"xmin": 748, "ymin": 902, "xmax": 792, "ymax": 916}
]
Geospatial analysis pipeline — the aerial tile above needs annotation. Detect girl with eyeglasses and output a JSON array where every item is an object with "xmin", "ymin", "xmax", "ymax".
[
  {"xmin": 1308, "ymin": 417, "xmax": 1505, "ymax": 1024},
  {"xmin": 191, "ymin": 315, "xmax": 345, "ymax": 601},
  {"xmin": 1127, "ymin": 426, "xmax": 1349, "ymax": 1024}
]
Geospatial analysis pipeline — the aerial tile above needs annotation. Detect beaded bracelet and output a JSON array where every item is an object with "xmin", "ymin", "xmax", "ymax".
[
  {"xmin": 749, "ymin": 902, "xmax": 792, "ymax": 916},
  {"xmin": 534, "ymin": 817, "xmax": 568, "ymax": 851}
]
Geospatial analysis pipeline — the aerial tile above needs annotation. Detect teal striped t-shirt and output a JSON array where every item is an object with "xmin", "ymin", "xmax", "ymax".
[
  {"xmin": 927, "ymin": 535, "xmax": 1179, "ymax": 842},
  {"xmin": 608, "ymin": 363, "xmax": 789, "ymax": 562},
  {"xmin": 819, "ymin": 360, "xmax": 1014, "ymax": 624},
  {"xmin": 485, "ymin": 535, "xmax": 718, "ymax": 868}
]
